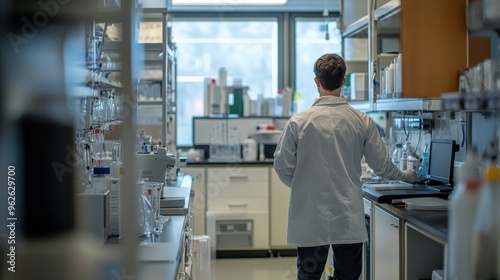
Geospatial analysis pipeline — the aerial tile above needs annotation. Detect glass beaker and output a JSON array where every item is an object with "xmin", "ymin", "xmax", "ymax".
[{"xmin": 137, "ymin": 181, "xmax": 154, "ymax": 236}]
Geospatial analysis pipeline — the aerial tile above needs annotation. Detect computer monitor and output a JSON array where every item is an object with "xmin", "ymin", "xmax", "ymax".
[{"xmin": 428, "ymin": 139, "xmax": 457, "ymax": 187}]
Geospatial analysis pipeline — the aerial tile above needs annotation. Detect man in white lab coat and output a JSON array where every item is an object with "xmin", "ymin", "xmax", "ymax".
[{"xmin": 273, "ymin": 53, "xmax": 416, "ymax": 280}]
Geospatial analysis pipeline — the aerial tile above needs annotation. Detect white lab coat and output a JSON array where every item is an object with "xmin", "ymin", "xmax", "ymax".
[{"xmin": 273, "ymin": 96, "xmax": 404, "ymax": 247}]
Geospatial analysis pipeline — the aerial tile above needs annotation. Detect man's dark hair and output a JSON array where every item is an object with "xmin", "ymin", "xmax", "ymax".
[{"xmin": 313, "ymin": 53, "xmax": 346, "ymax": 91}]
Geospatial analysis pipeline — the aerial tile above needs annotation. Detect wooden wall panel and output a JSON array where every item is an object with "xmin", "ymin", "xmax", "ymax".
[
  {"xmin": 400, "ymin": 0, "xmax": 468, "ymax": 98},
  {"xmin": 469, "ymin": 37, "xmax": 492, "ymax": 67}
]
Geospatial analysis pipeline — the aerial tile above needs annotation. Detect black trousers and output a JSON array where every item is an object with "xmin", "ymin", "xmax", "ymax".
[{"xmin": 297, "ymin": 243, "xmax": 363, "ymax": 280}]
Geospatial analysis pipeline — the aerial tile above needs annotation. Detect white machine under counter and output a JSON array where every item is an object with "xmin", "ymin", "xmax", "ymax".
[{"xmin": 206, "ymin": 166, "xmax": 270, "ymax": 254}]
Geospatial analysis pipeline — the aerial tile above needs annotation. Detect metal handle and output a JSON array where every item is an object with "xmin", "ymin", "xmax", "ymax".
[
  {"xmin": 229, "ymin": 175, "xmax": 249, "ymax": 180},
  {"xmin": 228, "ymin": 202, "xmax": 248, "ymax": 207},
  {"xmin": 389, "ymin": 223, "xmax": 399, "ymax": 229}
]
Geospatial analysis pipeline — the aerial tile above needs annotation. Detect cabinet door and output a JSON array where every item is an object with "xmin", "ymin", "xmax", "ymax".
[
  {"xmin": 206, "ymin": 167, "xmax": 269, "ymax": 211},
  {"xmin": 363, "ymin": 198, "xmax": 373, "ymax": 280},
  {"xmin": 270, "ymin": 168, "xmax": 292, "ymax": 249},
  {"xmin": 374, "ymin": 206, "xmax": 400, "ymax": 280},
  {"xmin": 181, "ymin": 167, "xmax": 206, "ymax": 235}
]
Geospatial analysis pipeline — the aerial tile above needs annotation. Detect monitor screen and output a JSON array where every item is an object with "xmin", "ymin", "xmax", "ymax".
[{"xmin": 428, "ymin": 139, "xmax": 456, "ymax": 186}]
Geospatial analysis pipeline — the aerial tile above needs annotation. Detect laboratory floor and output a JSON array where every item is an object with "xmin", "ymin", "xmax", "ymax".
[{"xmin": 210, "ymin": 257, "xmax": 298, "ymax": 280}]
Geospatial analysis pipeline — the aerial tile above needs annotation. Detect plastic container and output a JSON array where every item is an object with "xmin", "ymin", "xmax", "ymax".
[
  {"xmin": 472, "ymin": 152, "xmax": 500, "ymax": 279},
  {"xmin": 385, "ymin": 62, "xmax": 394, "ymax": 97},
  {"xmin": 90, "ymin": 166, "xmax": 110, "ymax": 192},
  {"xmin": 192, "ymin": 235, "xmax": 212, "ymax": 280},
  {"xmin": 242, "ymin": 137, "xmax": 258, "ymax": 162},
  {"xmin": 407, "ymin": 155, "xmax": 418, "ymax": 171},
  {"xmin": 394, "ymin": 54, "xmax": 402, "ymax": 97},
  {"xmin": 419, "ymin": 151, "xmax": 430, "ymax": 178},
  {"xmin": 447, "ymin": 150, "xmax": 481, "ymax": 280},
  {"xmin": 399, "ymin": 144, "xmax": 408, "ymax": 171}
]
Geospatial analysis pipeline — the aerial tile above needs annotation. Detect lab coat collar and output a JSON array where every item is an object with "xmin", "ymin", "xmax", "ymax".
[{"xmin": 312, "ymin": 95, "xmax": 348, "ymax": 107}]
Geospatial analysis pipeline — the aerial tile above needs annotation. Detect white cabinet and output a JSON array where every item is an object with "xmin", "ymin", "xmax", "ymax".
[
  {"xmin": 206, "ymin": 167, "xmax": 269, "ymax": 211},
  {"xmin": 270, "ymin": 169, "xmax": 292, "ymax": 249},
  {"xmin": 373, "ymin": 205, "xmax": 400, "ymax": 280},
  {"xmin": 363, "ymin": 198, "xmax": 373, "ymax": 280},
  {"xmin": 206, "ymin": 167, "xmax": 269, "ymax": 250},
  {"xmin": 181, "ymin": 167, "xmax": 206, "ymax": 235}
]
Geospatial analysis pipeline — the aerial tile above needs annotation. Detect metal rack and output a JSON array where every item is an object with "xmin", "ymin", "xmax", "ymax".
[{"xmin": 341, "ymin": 0, "xmax": 454, "ymax": 113}]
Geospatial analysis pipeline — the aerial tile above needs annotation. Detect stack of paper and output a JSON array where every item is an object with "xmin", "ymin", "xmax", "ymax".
[{"xmin": 402, "ymin": 197, "xmax": 448, "ymax": 211}]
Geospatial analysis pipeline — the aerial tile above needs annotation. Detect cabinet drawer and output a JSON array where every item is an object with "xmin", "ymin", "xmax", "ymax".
[
  {"xmin": 207, "ymin": 167, "xmax": 269, "ymax": 182},
  {"xmin": 207, "ymin": 197, "xmax": 268, "ymax": 211},
  {"xmin": 207, "ymin": 180, "xmax": 268, "ymax": 199}
]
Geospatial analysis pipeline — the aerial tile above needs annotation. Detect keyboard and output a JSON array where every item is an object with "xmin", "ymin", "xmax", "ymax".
[
  {"xmin": 426, "ymin": 185, "xmax": 453, "ymax": 193},
  {"xmin": 414, "ymin": 178, "xmax": 453, "ymax": 192},
  {"xmin": 363, "ymin": 180, "xmax": 414, "ymax": 191}
]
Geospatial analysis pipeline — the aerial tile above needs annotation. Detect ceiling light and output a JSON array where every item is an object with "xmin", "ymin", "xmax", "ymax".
[{"xmin": 172, "ymin": 0, "xmax": 287, "ymax": 5}]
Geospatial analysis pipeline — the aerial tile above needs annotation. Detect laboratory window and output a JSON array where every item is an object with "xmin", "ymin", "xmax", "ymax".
[
  {"xmin": 171, "ymin": 19, "xmax": 278, "ymax": 147},
  {"xmin": 294, "ymin": 18, "xmax": 341, "ymax": 113}
]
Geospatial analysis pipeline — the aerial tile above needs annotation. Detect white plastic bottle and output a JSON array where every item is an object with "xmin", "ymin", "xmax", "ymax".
[
  {"xmin": 386, "ymin": 62, "xmax": 394, "ymax": 97},
  {"xmin": 472, "ymin": 149, "xmax": 500, "ymax": 280},
  {"xmin": 242, "ymin": 136, "xmax": 257, "ymax": 162},
  {"xmin": 447, "ymin": 149, "xmax": 481, "ymax": 280},
  {"xmin": 395, "ymin": 54, "xmax": 403, "ymax": 97}
]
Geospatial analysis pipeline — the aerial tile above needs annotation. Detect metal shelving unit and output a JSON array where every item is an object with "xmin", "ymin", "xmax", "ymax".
[
  {"xmin": 136, "ymin": 11, "xmax": 177, "ymax": 151},
  {"xmin": 343, "ymin": 15, "xmax": 369, "ymax": 38},
  {"xmin": 375, "ymin": 98, "xmax": 442, "ymax": 112},
  {"xmin": 342, "ymin": 0, "xmax": 457, "ymax": 113}
]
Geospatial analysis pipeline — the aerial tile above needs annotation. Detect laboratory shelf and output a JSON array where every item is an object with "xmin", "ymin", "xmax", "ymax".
[
  {"xmin": 342, "ymin": 0, "xmax": 400, "ymax": 38},
  {"xmin": 441, "ymin": 91, "xmax": 500, "ymax": 111},
  {"xmin": 343, "ymin": 15, "xmax": 369, "ymax": 38},
  {"xmin": 374, "ymin": 0, "xmax": 400, "ymax": 21},
  {"xmin": 138, "ymin": 100, "xmax": 163, "ymax": 106},
  {"xmin": 83, "ymin": 75, "xmax": 122, "ymax": 89},
  {"xmin": 348, "ymin": 101, "xmax": 371, "ymax": 112},
  {"xmin": 98, "ymin": 76, "xmax": 122, "ymax": 89},
  {"xmin": 374, "ymin": 0, "xmax": 400, "ymax": 36},
  {"xmin": 102, "ymin": 41, "xmax": 122, "ymax": 52},
  {"xmin": 374, "ymin": 98, "xmax": 442, "ymax": 112}
]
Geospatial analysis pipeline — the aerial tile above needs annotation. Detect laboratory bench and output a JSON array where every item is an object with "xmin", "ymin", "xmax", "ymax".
[
  {"xmin": 374, "ymin": 201, "xmax": 448, "ymax": 243},
  {"xmin": 107, "ymin": 173, "xmax": 195, "ymax": 280},
  {"xmin": 186, "ymin": 159, "xmax": 274, "ymax": 166},
  {"xmin": 362, "ymin": 186, "xmax": 450, "ymax": 279}
]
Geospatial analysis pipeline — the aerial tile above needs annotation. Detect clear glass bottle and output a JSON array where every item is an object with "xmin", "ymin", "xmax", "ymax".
[
  {"xmin": 380, "ymin": 68, "xmax": 386, "ymax": 98},
  {"xmin": 110, "ymin": 142, "xmax": 123, "ymax": 178},
  {"xmin": 136, "ymin": 175, "xmax": 153, "ymax": 236},
  {"xmin": 392, "ymin": 143, "xmax": 403, "ymax": 166}
]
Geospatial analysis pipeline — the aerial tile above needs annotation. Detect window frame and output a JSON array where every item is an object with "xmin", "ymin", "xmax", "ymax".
[{"xmin": 169, "ymin": 11, "xmax": 340, "ymax": 148}]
